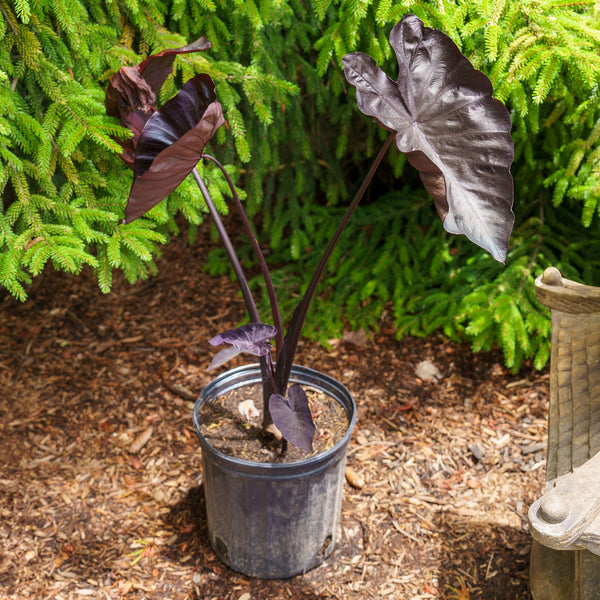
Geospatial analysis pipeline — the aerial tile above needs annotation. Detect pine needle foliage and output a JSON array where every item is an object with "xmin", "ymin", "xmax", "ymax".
[
  {"xmin": 3, "ymin": 0, "xmax": 600, "ymax": 371},
  {"xmin": 0, "ymin": 0, "xmax": 296, "ymax": 299}
]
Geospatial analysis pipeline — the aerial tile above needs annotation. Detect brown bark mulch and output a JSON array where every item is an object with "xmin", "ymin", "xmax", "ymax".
[{"xmin": 0, "ymin": 227, "xmax": 547, "ymax": 599}]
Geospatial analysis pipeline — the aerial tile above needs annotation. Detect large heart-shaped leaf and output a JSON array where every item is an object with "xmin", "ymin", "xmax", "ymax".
[
  {"xmin": 342, "ymin": 14, "xmax": 514, "ymax": 262},
  {"xmin": 269, "ymin": 384, "xmax": 316, "ymax": 453},
  {"xmin": 207, "ymin": 323, "xmax": 277, "ymax": 370},
  {"xmin": 122, "ymin": 74, "xmax": 225, "ymax": 224}
]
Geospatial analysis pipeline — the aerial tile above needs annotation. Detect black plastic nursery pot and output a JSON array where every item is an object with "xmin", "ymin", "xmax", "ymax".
[{"xmin": 193, "ymin": 364, "xmax": 357, "ymax": 579}]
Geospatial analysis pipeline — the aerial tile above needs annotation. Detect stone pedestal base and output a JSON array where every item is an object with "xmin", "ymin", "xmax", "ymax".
[{"xmin": 530, "ymin": 540, "xmax": 600, "ymax": 600}]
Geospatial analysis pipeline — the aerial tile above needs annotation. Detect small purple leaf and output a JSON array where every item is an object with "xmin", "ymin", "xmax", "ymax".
[
  {"xmin": 269, "ymin": 384, "xmax": 315, "ymax": 453},
  {"xmin": 122, "ymin": 75, "xmax": 225, "ymax": 224},
  {"xmin": 342, "ymin": 14, "xmax": 514, "ymax": 263},
  {"xmin": 207, "ymin": 346, "xmax": 242, "ymax": 371},
  {"xmin": 208, "ymin": 323, "xmax": 277, "ymax": 362}
]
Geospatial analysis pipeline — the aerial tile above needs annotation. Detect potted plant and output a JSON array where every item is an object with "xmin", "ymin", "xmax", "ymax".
[{"xmin": 106, "ymin": 15, "xmax": 514, "ymax": 578}]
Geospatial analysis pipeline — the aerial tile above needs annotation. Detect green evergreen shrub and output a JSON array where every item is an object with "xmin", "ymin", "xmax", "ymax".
[{"xmin": 2, "ymin": 0, "xmax": 600, "ymax": 370}]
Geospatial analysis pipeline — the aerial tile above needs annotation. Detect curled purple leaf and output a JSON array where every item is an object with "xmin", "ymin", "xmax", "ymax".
[
  {"xmin": 136, "ymin": 38, "xmax": 212, "ymax": 100},
  {"xmin": 342, "ymin": 14, "xmax": 514, "ymax": 263},
  {"xmin": 105, "ymin": 37, "xmax": 212, "ymax": 167},
  {"xmin": 269, "ymin": 384, "xmax": 315, "ymax": 453},
  {"xmin": 122, "ymin": 75, "xmax": 225, "ymax": 224},
  {"xmin": 207, "ymin": 323, "xmax": 277, "ymax": 369}
]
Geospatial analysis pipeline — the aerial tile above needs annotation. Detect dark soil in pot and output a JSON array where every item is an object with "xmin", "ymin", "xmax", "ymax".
[{"xmin": 197, "ymin": 382, "xmax": 349, "ymax": 463}]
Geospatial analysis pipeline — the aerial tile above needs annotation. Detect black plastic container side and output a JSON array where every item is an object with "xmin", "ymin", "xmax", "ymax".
[{"xmin": 193, "ymin": 364, "xmax": 357, "ymax": 579}]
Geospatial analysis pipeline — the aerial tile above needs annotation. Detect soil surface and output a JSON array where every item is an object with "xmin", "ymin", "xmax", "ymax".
[
  {"xmin": 198, "ymin": 383, "xmax": 349, "ymax": 463},
  {"xmin": 0, "ymin": 224, "xmax": 547, "ymax": 599}
]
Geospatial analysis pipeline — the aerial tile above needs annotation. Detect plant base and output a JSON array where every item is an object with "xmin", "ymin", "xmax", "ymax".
[{"xmin": 193, "ymin": 364, "xmax": 357, "ymax": 579}]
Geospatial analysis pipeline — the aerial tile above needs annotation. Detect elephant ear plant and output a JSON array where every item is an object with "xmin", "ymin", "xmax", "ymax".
[{"xmin": 108, "ymin": 15, "xmax": 514, "ymax": 456}]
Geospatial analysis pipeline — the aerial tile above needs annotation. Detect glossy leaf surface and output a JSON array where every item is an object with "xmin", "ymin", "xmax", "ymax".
[
  {"xmin": 342, "ymin": 14, "xmax": 514, "ymax": 262},
  {"xmin": 269, "ymin": 384, "xmax": 315, "ymax": 453},
  {"xmin": 123, "ymin": 75, "xmax": 224, "ymax": 224}
]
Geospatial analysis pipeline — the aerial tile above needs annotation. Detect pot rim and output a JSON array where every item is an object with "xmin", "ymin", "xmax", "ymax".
[{"xmin": 193, "ymin": 363, "xmax": 357, "ymax": 472}]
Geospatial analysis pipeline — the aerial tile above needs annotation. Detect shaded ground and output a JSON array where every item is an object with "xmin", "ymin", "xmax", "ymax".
[{"xmin": 0, "ymin": 229, "xmax": 547, "ymax": 599}]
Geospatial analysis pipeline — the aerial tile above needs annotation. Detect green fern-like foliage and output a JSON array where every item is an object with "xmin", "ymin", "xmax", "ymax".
[
  {"xmin": 3, "ymin": 0, "xmax": 600, "ymax": 372},
  {"xmin": 0, "ymin": 0, "xmax": 297, "ymax": 299},
  {"xmin": 398, "ymin": 0, "xmax": 600, "ymax": 370}
]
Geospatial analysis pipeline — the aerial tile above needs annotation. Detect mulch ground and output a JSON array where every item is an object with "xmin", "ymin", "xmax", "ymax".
[{"xmin": 0, "ymin": 226, "xmax": 548, "ymax": 599}]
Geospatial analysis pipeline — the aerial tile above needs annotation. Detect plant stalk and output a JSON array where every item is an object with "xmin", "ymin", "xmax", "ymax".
[
  {"xmin": 274, "ymin": 134, "xmax": 395, "ymax": 391},
  {"xmin": 193, "ymin": 167, "xmax": 275, "ymax": 428},
  {"xmin": 192, "ymin": 167, "xmax": 261, "ymax": 324},
  {"xmin": 202, "ymin": 154, "xmax": 284, "ymax": 354}
]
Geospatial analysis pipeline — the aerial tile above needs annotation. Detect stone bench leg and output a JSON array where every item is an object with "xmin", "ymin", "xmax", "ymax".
[{"xmin": 530, "ymin": 541, "xmax": 600, "ymax": 599}]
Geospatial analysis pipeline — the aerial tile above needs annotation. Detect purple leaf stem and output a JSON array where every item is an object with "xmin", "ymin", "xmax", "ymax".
[
  {"xmin": 274, "ymin": 134, "xmax": 395, "ymax": 393},
  {"xmin": 202, "ymin": 154, "xmax": 284, "ymax": 354},
  {"xmin": 192, "ymin": 168, "xmax": 276, "ymax": 428},
  {"xmin": 191, "ymin": 167, "xmax": 261, "ymax": 324}
]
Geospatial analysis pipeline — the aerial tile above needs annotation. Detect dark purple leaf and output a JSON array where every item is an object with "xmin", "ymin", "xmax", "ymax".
[
  {"xmin": 122, "ymin": 75, "xmax": 224, "ymax": 223},
  {"xmin": 105, "ymin": 66, "xmax": 154, "ymax": 132},
  {"xmin": 105, "ymin": 37, "xmax": 211, "ymax": 167},
  {"xmin": 105, "ymin": 66, "xmax": 155, "ymax": 167},
  {"xmin": 209, "ymin": 323, "xmax": 277, "ymax": 356},
  {"xmin": 131, "ymin": 73, "xmax": 219, "ymax": 178},
  {"xmin": 269, "ymin": 384, "xmax": 315, "ymax": 453},
  {"xmin": 137, "ymin": 38, "xmax": 212, "ymax": 101},
  {"xmin": 342, "ymin": 14, "xmax": 514, "ymax": 262}
]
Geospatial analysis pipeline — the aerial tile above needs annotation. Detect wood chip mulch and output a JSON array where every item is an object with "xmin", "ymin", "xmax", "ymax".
[{"xmin": 0, "ymin": 227, "xmax": 547, "ymax": 599}]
